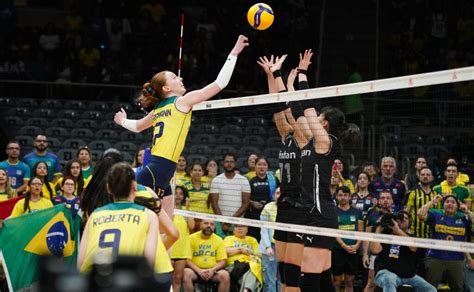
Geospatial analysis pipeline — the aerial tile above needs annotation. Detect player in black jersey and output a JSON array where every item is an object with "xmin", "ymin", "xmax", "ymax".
[
  {"xmin": 257, "ymin": 49, "xmax": 313, "ymax": 292},
  {"xmin": 295, "ymin": 105, "xmax": 360, "ymax": 292}
]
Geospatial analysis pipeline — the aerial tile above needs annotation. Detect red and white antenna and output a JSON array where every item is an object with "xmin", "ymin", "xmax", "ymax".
[{"xmin": 177, "ymin": 14, "xmax": 184, "ymax": 78}]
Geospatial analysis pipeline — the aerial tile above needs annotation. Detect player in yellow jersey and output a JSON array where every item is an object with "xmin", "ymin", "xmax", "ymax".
[
  {"xmin": 114, "ymin": 35, "xmax": 249, "ymax": 216},
  {"xmin": 77, "ymin": 162, "xmax": 159, "ymax": 274}
]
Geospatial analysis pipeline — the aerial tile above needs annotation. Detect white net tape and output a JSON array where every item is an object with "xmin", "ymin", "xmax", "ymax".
[
  {"xmin": 175, "ymin": 209, "xmax": 474, "ymax": 253},
  {"xmin": 194, "ymin": 66, "xmax": 474, "ymax": 110}
]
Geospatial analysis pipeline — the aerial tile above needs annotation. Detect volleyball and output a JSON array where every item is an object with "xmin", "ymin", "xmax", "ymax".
[{"xmin": 247, "ymin": 3, "xmax": 274, "ymax": 30}]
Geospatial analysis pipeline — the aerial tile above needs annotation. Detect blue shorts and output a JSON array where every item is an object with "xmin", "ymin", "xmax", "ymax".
[{"xmin": 137, "ymin": 155, "xmax": 175, "ymax": 198}]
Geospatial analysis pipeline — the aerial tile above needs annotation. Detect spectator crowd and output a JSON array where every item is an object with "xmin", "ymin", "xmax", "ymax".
[{"xmin": 0, "ymin": 130, "xmax": 473, "ymax": 291}]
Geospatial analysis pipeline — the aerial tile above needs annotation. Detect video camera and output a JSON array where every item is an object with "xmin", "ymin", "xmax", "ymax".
[{"xmin": 379, "ymin": 212, "xmax": 405, "ymax": 234}]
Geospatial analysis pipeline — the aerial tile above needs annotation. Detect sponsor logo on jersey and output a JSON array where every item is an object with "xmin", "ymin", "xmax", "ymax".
[{"xmin": 278, "ymin": 151, "xmax": 296, "ymax": 160}]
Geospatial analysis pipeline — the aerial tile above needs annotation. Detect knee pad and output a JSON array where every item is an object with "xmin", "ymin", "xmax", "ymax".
[
  {"xmin": 320, "ymin": 268, "xmax": 336, "ymax": 292},
  {"xmin": 278, "ymin": 262, "xmax": 286, "ymax": 285},
  {"xmin": 299, "ymin": 272, "xmax": 321, "ymax": 292},
  {"xmin": 284, "ymin": 263, "xmax": 301, "ymax": 287}
]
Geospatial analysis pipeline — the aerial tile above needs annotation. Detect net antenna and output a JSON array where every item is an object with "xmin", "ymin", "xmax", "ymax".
[{"xmin": 177, "ymin": 14, "xmax": 184, "ymax": 78}]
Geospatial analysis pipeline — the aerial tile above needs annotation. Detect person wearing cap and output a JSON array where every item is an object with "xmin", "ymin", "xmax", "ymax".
[{"xmin": 418, "ymin": 194, "xmax": 473, "ymax": 292}]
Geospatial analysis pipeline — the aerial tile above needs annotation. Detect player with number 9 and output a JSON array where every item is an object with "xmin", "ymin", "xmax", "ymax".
[
  {"xmin": 77, "ymin": 162, "xmax": 159, "ymax": 273},
  {"xmin": 114, "ymin": 35, "xmax": 249, "ymax": 215}
]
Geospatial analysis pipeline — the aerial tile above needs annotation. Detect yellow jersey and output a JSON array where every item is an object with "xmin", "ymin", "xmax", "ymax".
[
  {"xmin": 10, "ymin": 197, "xmax": 53, "ymax": 218},
  {"xmin": 170, "ymin": 211, "xmax": 190, "ymax": 259},
  {"xmin": 150, "ymin": 96, "xmax": 192, "ymax": 163},
  {"xmin": 184, "ymin": 180, "xmax": 213, "ymax": 214},
  {"xmin": 175, "ymin": 171, "xmax": 190, "ymax": 186},
  {"xmin": 223, "ymin": 235, "xmax": 259, "ymax": 266},
  {"xmin": 80, "ymin": 202, "xmax": 150, "ymax": 272},
  {"xmin": 134, "ymin": 184, "xmax": 173, "ymax": 273},
  {"xmin": 186, "ymin": 231, "xmax": 227, "ymax": 269}
]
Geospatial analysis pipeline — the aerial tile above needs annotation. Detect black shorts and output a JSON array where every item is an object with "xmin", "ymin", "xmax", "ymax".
[
  {"xmin": 331, "ymin": 248, "xmax": 359, "ymax": 276},
  {"xmin": 137, "ymin": 156, "xmax": 174, "ymax": 197},
  {"xmin": 274, "ymin": 203, "xmax": 307, "ymax": 244},
  {"xmin": 303, "ymin": 200, "xmax": 337, "ymax": 249}
]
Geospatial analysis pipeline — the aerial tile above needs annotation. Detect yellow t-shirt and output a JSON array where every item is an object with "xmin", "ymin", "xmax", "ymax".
[
  {"xmin": 80, "ymin": 202, "xmax": 149, "ymax": 273},
  {"xmin": 150, "ymin": 96, "xmax": 192, "ymax": 163},
  {"xmin": 338, "ymin": 179, "xmax": 355, "ymax": 194},
  {"xmin": 10, "ymin": 197, "xmax": 53, "ymax": 218},
  {"xmin": 170, "ymin": 212, "xmax": 190, "ymax": 259},
  {"xmin": 186, "ymin": 231, "xmax": 227, "ymax": 269},
  {"xmin": 175, "ymin": 171, "xmax": 190, "ymax": 186},
  {"xmin": 223, "ymin": 235, "xmax": 259, "ymax": 266},
  {"xmin": 184, "ymin": 181, "xmax": 213, "ymax": 214}
]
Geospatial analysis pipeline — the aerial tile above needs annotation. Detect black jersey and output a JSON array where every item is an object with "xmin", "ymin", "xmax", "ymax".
[
  {"xmin": 278, "ymin": 134, "xmax": 302, "ymax": 204},
  {"xmin": 300, "ymin": 135, "xmax": 340, "ymax": 212}
]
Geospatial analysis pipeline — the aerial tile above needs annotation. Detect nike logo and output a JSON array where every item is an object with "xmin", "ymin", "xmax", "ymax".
[
  {"xmin": 307, "ymin": 236, "xmax": 313, "ymax": 244},
  {"xmin": 296, "ymin": 233, "xmax": 304, "ymax": 241}
]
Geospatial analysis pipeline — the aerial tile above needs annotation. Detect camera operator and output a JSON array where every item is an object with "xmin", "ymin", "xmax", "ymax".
[
  {"xmin": 362, "ymin": 189, "xmax": 393, "ymax": 291},
  {"xmin": 371, "ymin": 211, "xmax": 437, "ymax": 292}
]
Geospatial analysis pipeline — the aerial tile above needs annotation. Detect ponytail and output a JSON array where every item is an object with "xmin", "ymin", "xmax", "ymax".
[
  {"xmin": 23, "ymin": 191, "xmax": 31, "ymax": 213},
  {"xmin": 339, "ymin": 122, "xmax": 361, "ymax": 145},
  {"xmin": 321, "ymin": 107, "xmax": 361, "ymax": 145}
]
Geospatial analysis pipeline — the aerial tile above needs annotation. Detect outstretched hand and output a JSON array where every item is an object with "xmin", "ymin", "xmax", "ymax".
[
  {"xmin": 270, "ymin": 54, "xmax": 288, "ymax": 73},
  {"xmin": 257, "ymin": 55, "xmax": 274, "ymax": 76},
  {"xmin": 298, "ymin": 49, "xmax": 314, "ymax": 70},
  {"xmin": 230, "ymin": 35, "xmax": 249, "ymax": 56},
  {"xmin": 114, "ymin": 108, "xmax": 127, "ymax": 125}
]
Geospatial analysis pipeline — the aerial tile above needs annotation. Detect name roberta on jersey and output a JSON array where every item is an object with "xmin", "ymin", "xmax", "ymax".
[{"xmin": 279, "ymin": 151, "xmax": 296, "ymax": 160}]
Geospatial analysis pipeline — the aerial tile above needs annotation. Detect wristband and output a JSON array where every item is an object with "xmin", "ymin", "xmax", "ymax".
[
  {"xmin": 298, "ymin": 80, "xmax": 309, "ymax": 90},
  {"xmin": 272, "ymin": 69, "xmax": 282, "ymax": 79},
  {"xmin": 122, "ymin": 119, "xmax": 140, "ymax": 133},
  {"xmin": 297, "ymin": 69, "xmax": 308, "ymax": 75},
  {"xmin": 269, "ymin": 102, "xmax": 289, "ymax": 113}
]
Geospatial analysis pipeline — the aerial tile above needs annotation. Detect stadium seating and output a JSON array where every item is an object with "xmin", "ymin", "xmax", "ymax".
[{"xmin": 51, "ymin": 118, "xmax": 75, "ymax": 128}]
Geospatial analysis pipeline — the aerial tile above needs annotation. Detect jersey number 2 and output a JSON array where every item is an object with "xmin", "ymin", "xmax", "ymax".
[
  {"xmin": 99, "ymin": 229, "xmax": 121, "ymax": 255},
  {"xmin": 153, "ymin": 122, "xmax": 165, "ymax": 145}
]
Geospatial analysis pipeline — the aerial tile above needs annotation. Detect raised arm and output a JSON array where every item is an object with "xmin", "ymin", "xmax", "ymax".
[
  {"xmin": 418, "ymin": 195, "xmax": 440, "ymax": 221},
  {"xmin": 176, "ymin": 35, "xmax": 249, "ymax": 112},
  {"xmin": 304, "ymin": 107, "xmax": 330, "ymax": 154},
  {"xmin": 286, "ymin": 68, "xmax": 298, "ymax": 92},
  {"xmin": 257, "ymin": 55, "xmax": 277, "ymax": 93},
  {"xmin": 297, "ymin": 49, "xmax": 313, "ymax": 89}
]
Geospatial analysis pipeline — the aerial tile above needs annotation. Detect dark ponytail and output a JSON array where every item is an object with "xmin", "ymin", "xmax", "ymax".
[
  {"xmin": 23, "ymin": 191, "xmax": 31, "ymax": 213},
  {"xmin": 321, "ymin": 106, "xmax": 361, "ymax": 144}
]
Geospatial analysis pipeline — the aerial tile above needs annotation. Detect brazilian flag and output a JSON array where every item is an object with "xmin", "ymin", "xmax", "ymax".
[{"xmin": 0, "ymin": 204, "xmax": 80, "ymax": 291}]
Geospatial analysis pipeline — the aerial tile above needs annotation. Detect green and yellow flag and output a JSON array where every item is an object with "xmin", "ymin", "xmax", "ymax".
[{"xmin": 0, "ymin": 204, "xmax": 80, "ymax": 291}]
